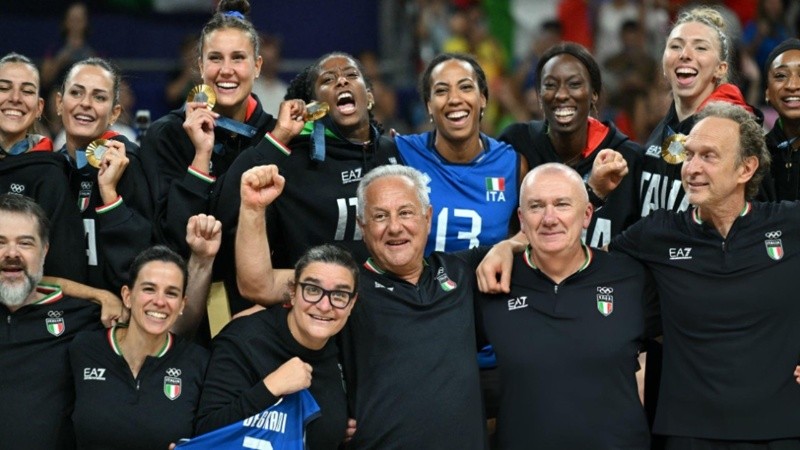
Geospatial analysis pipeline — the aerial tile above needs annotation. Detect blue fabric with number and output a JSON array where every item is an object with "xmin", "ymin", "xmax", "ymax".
[
  {"xmin": 396, "ymin": 131, "xmax": 519, "ymax": 255},
  {"xmin": 175, "ymin": 390, "xmax": 320, "ymax": 450}
]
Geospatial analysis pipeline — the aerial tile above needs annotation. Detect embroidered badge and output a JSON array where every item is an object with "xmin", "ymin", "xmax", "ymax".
[
  {"xmin": 596, "ymin": 286, "xmax": 614, "ymax": 317},
  {"xmin": 46, "ymin": 310, "xmax": 65, "ymax": 336},
  {"xmin": 78, "ymin": 181, "xmax": 93, "ymax": 212},
  {"xmin": 164, "ymin": 368, "xmax": 182, "ymax": 400},
  {"xmin": 436, "ymin": 267, "xmax": 457, "ymax": 292},
  {"xmin": 764, "ymin": 231, "xmax": 784, "ymax": 261}
]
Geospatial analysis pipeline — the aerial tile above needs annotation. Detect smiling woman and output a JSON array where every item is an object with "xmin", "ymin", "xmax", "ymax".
[
  {"xmin": 140, "ymin": 0, "xmax": 277, "ymax": 263},
  {"xmin": 56, "ymin": 57, "xmax": 154, "ymax": 294},
  {"xmin": 68, "ymin": 246, "xmax": 209, "ymax": 450},
  {"xmin": 765, "ymin": 38, "xmax": 800, "ymax": 201},
  {"xmin": 395, "ymin": 53, "xmax": 524, "ymax": 255},
  {"xmin": 192, "ymin": 244, "xmax": 357, "ymax": 449},
  {"xmin": 499, "ymin": 43, "xmax": 643, "ymax": 249},
  {"xmin": 0, "ymin": 54, "xmax": 44, "ymax": 153},
  {"xmin": 638, "ymin": 7, "xmax": 770, "ymax": 217},
  {"xmin": 0, "ymin": 53, "xmax": 87, "ymax": 283}
]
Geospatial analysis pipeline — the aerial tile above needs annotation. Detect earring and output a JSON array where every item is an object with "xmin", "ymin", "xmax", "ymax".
[
  {"xmin": 480, "ymin": 110, "xmax": 484, "ymax": 119},
  {"xmin": 429, "ymin": 115, "xmax": 433, "ymax": 123},
  {"xmin": 367, "ymin": 101, "xmax": 374, "ymax": 111}
]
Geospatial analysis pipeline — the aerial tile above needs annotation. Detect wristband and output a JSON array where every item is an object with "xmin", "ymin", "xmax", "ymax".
[{"xmin": 586, "ymin": 183, "xmax": 606, "ymax": 209}]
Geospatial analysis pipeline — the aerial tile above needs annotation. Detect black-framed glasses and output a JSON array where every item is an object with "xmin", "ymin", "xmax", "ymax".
[{"xmin": 298, "ymin": 282, "xmax": 355, "ymax": 309}]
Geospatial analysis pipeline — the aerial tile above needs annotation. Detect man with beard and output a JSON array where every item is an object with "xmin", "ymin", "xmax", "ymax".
[{"xmin": 0, "ymin": 193, "xmax": 101, "ymax": 450}]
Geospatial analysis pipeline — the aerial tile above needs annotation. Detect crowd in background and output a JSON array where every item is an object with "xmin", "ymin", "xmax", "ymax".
[{"xmin": 14, "ymin": 0, "xmax": 800, "ymax": 147}]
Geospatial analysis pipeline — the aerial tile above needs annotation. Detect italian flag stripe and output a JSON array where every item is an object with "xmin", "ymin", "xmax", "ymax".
[
  {"xmin": 188, "ymin": 166, "xmax": 216, "ymax": 183},
  {"xmin": 96, "ymin": 195, "xmax": 123, "ymax": 214},
  {"xmin": 156, "ymin": 333, "xmax": 174, "ymax": 357},
  {"xmin": 485, "ymin": 177, "xmax": 505, "ymax": 191},
  {"xmin": 523, "ymin": 246, "xmax": 537, "ymax": 270},
  {"xmin": 108, "ymin": 326, "xmax": 172, "ymax": 357},
  {"xmin": 34, "ymin": 284, "xmax": 64, "ymax": 304},
  {"xmin": 265, "ymin": 132, "xmax": 292, "ymax": 156},
  {"xmin": 363, "ymin": 258, "xmax": 386, "ymax": 274},
  {"xmin": 109, "ymin": 326, "xmax": 123, "ymax": 356}
]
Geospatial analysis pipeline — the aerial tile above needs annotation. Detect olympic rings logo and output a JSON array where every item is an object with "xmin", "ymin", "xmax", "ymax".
[
  {"xmin": 166, "ymin": 368, "xmax": 182, "ymax": 377},
  {"xmin": 47, "ymin": 310, "xmax": 63, "ymax": 318},
  {"xmin": 596, "ymin": 287, "xmax": 614, "ymax": 295},
  {"xmin": 9, "ymin": 184, "xmax": 24, "ymax": 194},
  {"xmin": 765, "ymin": 231, "xmax": 782, "ymax": 239}
]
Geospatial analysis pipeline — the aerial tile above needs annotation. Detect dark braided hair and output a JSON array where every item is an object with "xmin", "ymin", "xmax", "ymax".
[{"xmin": 285, "ymin": 53, "xmax": 384, "ymax": 135}]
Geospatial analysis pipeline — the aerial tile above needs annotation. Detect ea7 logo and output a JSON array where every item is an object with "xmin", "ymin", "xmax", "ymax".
[
  {"xmin": 83, "ymin": 368, "xmax": 106, "ymax": 381},
  {"xmin": 341, "ymin": 168, "xmax": 363, "ymax": 184},
  {"xmin": 669, "ymin": 247, "xmax": 692, "ymax": 260},
  {"xmin": 507, "ymin": 296, "xmax": 528, "ymax": 311}
]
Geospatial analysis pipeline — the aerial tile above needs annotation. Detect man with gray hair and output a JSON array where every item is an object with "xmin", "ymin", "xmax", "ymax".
[
  {"xmin": 236, "ymin": 163, "xmax": 493, "ymax": 449},
  {"xmin": 478, "ymin": 163, "xmax": 658, "ymax": 448},
  {"xmin": 611, "ymin": 102, "xmax": 800, "ymax": 447},
  {"xmin": 481, "ymin": 102, "xmax": 800, "ymax": 447},
  {"xmin": 0, "ymin": 193, "xmax": 101, "ymax": 450}
]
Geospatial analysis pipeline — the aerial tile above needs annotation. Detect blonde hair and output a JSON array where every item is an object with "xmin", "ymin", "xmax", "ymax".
[{"xmin": 674, "ymin": 7, "xmax": 730, "ymax": 70}]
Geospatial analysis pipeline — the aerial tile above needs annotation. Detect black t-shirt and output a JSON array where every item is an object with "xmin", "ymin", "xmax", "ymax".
[
  {"xmin": 478, "ymin": 248, "xmax": 657, "ymax": 449},
  {"xmin": 69, "ymin": 328, "xmax": 208, "ymax": 450},
  {"xmin": 611, "ymin": 202, "xmax": 800, "ymax": 439},
  {"xmin": 341, "ymin": 249, "xmax": 488, "ymax": 450},
  {"xmin": 196, "ymin": 306, "xmax": 347, "ymax": 450}
]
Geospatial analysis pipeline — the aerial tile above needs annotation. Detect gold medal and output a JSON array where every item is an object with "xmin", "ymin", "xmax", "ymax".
[
  {"xmin": 661, "ymin": 133, "xmax": 688, "ymax": 164},
  {"xmin": 85, "ymin": 139, "xmax": 110, "ymax": 169},
  {"xmin": 303, "ymin": 101, "xmax": 329, "ymax": 121},
  {"xmin": 187, "ymin": 84, "xmax": 217, "ymax": 109}
]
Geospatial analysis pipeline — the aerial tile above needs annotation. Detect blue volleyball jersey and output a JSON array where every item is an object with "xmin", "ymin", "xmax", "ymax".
[
  {"xmin": 175, "ymin": 390, "xmax": 320, "ymax": 450},
  {"xmin": 396, "ymin": 132, "xmax": 519, "ymax": 255}
]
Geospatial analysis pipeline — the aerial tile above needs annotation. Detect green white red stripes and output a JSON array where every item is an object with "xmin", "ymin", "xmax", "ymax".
[
  {"xmin": 265, "ymin": 132, "xmax": 291, "ymax": 156},
  {"xmin": 96, "ymin": 195, "xmax": 122, "ymax": 214},
  {"xmin": 188, "ymin": 166, "xmax": 216, "ymax": 183},
  {"xmin": 108, "ymin": 325, "xmax": 174, "ymax": 358},
  {"xmin": 485, "ymin": 177, "xmax": 505, "ymax": 191},
  {"xmin": 34, "ymin": 284, "xmax": 63, "ymax": 305},
  {"xmin": 363, "ymin": 258, "xmax": 386, "ymax": 274}
]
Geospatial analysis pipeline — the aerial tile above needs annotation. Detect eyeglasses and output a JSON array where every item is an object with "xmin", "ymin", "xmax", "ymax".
[{"xmin": 298, "ymin": 282, "xmax": 355, "ymax": 309}]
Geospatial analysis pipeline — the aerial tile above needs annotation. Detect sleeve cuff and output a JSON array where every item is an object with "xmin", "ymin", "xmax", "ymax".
[
  {"xmin": 188, "ymin": 166, "xmax": 217, "ymax": 183},
  {"xmin": 264, "ymin": 132, "xmax": 292, "ymax": 156},
  {"xmin": 95, "ymin": 195, "xmax": 123, "ymax": 214}
]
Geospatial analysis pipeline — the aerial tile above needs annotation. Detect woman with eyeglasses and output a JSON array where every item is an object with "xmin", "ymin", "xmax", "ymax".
[{"xmin": 192, "ymin": 244, "xmax": 357, "ymax": 449}]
